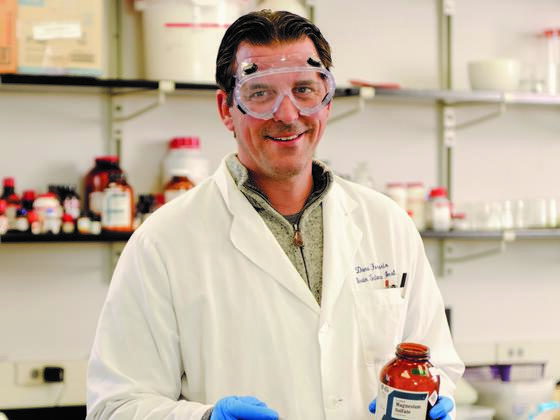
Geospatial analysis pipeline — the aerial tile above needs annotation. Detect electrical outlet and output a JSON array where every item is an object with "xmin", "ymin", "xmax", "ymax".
[{"xmin": 15, "ymin": 362, "xmax": 46, "ymax": 386}]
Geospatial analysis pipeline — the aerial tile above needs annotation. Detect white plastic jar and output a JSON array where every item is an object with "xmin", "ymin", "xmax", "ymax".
[
  {"xmin": 162, "ymin": 136, "xmax": 209, "ymax": 187},
  {"xmin": 428, "ymin": 187, "xmax": 451, "ymax": 232},
  {"xmin": 406, "ymin": 182, "xmax": 426, "ymax": 231}
]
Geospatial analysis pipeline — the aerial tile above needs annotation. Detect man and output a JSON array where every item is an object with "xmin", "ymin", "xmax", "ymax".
[{"xmin": 87, "ymin": 10, "xmax": 464, "ymax": 420}]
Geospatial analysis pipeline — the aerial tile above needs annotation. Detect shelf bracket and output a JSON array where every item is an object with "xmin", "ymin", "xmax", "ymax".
[
  {"xmin": 454, "ymin": 101, "xmax": 507, "ymax": 130},
  {"xmin": 440, "ymin": 230, "xmax": 516, "ymax": 275},
  {"xmin": 328, "ymin": 87, "xmax": 372, "ymax": 124},
  {"xmin": 112, "ymin": 80, "xmax": 176, "ymax": 123}
]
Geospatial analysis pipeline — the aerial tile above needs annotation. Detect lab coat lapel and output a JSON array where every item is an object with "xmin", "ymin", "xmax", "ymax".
[
  {"xmin": 214, "ymin": 160, "xmax": 320, "ymax": 313},
  {"xmin": 321, "ymin": 182, "xmax": 363, "ymax": 324}
]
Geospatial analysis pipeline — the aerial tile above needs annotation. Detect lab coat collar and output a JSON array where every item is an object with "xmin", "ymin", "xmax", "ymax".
[{"xmin": 214, "ymin": 157, "xmax": 320, "ymax": 314}]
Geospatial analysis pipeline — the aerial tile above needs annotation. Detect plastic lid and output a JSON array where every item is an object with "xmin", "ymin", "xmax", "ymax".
[
  {"xmin": 169, "ymin": 136, "xmax": 200, "ymax": 149},
  {"xmin": 2, "ymin": 177, "xmax": 14, "ymax": 187},
  {"xmin": 62, "ymin": 213, "xmax": 74, "ymax": 222},
  {"xmin": 429, "ymin": 187, "xmax": 448, "ymax": 198},
  {"xmin": 22, "ymin": 190, "xmax": 36, "ymax": 201},
  {"xmin": 95, "ymin": 155, "xmax": 119, "ymax": 164}
]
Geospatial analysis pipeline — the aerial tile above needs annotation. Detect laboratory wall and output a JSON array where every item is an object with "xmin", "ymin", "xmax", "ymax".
[{"xmin": 1, "ymin": 0, "xmax": 559, "ymax": 409}]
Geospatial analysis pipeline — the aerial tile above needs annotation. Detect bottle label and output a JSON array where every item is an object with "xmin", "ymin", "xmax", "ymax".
[
  {"xmin": 102, "ymin": 188, "xmax": 131, "ymax": 228},
  {"xmin": 376, "ymin": 383, "xmax": 432, "ymax": 420}
]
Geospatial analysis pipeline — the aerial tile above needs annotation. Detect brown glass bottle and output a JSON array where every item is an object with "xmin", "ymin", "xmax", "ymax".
[
  {"xmin": 375, "ymin": 343, "xmax": 440, "ymax": 420},
  {"xmin": 163, "ymin": 169, "xmax": 194, "ymax": 203},
  {"xmin": 84, "ymin": 156, "xmax": 123, "ymax": 217}
]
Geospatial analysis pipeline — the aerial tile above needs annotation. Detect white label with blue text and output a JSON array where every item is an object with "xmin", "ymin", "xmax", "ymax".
[{"xmin": 375, "ymin": 383, "xmax": 429, "ymax": 420}]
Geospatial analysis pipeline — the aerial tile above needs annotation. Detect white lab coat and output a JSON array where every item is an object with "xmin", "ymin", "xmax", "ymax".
[{"xmin": 87, "ymin": 156, "xmax": 464, "ymax": 420}]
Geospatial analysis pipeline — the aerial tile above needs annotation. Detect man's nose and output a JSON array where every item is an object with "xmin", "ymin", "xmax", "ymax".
[{"xmin": 272, "ymin": 95, "xmax": 300, "ymax": 123}]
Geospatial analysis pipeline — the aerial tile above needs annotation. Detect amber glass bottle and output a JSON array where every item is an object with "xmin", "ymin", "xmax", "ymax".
[{"xmin": 375, "ymin": 343, "xmax": 440, "ymax": 420}]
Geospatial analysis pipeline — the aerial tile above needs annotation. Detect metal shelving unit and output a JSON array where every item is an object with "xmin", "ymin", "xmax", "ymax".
[
  {"xmin": 0, "ymin": 73, "xmax": 360, "ymax": 98},
  {"xmin": 0, "ymin": 231, "xmax": 132, "ymax": 244}
]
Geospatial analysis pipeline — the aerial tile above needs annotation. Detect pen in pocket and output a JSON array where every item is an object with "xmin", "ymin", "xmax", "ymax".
[{"xmin": 400, "ymin": 272, "xmax": 407, "ymax": 297}]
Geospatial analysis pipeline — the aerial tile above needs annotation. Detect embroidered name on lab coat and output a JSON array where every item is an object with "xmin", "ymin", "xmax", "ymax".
[{"xmin": 354, "ymin": 262, "xmax": 396, "ymax": 284}]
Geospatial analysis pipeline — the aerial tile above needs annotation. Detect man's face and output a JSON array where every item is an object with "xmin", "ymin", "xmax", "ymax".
[{"xmin": 217, "ymin": 38, "xmax": 332, "ymax": 182}]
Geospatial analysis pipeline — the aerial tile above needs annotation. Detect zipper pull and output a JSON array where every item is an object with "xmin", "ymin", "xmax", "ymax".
[{"xmin": 293, "ymin": 223, "xmax": 304, "ymax": 247}]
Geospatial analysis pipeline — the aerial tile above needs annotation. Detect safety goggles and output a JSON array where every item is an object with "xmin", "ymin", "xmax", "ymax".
[{"xmin": 233, "ymin": 53, "xmax": 336, "ymax": 120}]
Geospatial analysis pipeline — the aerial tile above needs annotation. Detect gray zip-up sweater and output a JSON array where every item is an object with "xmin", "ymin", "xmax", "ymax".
[{"xmin": 225, "ymin": 154, "xmax": 333, "ymax": 305}]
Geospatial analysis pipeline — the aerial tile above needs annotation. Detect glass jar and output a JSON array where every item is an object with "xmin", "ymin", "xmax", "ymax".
[
  {"xmin": 84, "ymin": 156, "xmax": 123, "ymax": 217},
  {"xmin": 375, "ymin": 342, "xmax": 440, "ymax": 420},
  {"xmin": 101, "ymin": 172, "xmax": 134, "ymax": 232},
  {"xmin": 164, "ymin": 169, "xmax": 195, "ymax": 203}
]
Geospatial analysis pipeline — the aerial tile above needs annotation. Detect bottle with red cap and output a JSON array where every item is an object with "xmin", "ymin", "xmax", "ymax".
[
  {"xmin": 428, "ymin": 187, "xmax": 451, "ymax": 232},
  {"xmin": 162, "ymin": 136, "xmax": 209, "ymax": 188},
  {"xmin": 84, "ymin": 156, "xmax": 123, "ymax": 217},
  {"xmin": 21, "ymin": 190, "xmax": 36, "ymax": 212},
  {"xmin": 1, "ymin": 177, "xmax": 21, "ymax": 230}
]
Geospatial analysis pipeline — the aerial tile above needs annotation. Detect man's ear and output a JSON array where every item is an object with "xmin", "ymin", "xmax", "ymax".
[{"xmin": 217, "ymin": 90, "xmax": 235, "ymax": 132}]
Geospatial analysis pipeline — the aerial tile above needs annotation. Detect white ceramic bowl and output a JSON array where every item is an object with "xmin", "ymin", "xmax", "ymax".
[{"xmin": 468, "ymin": 59, "xmax": 521, "ymax": 91}]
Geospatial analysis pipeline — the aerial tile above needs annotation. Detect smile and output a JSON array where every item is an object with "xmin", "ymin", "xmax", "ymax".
[{"xmin": 265, "ymin": 132, "xmax": 305, "ymax": 142}]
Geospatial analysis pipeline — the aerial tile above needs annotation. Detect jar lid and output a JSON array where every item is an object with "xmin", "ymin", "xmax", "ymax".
[
  {"xmin": 170, "ymin": 136, "xmax": 200, "ymax": 149},
  {"xmin": 62, "ymin": 213, "xmax": 74, "ymax": 222},
  {"xmin": 2, "ymin": 177, "xmax": 14, "ymax": 187},
  {"xmin": 429, "ymin": 187, "xmax": 448, "ymax": 198},
  {"xmin": 22, "ymin": 190, "xmax": 36, "ymax": 201}
]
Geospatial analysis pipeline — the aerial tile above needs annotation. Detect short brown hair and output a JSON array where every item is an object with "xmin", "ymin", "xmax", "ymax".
[{"xmin": 215, "ymin": 10, "xmax": 333, "ymax": 106}]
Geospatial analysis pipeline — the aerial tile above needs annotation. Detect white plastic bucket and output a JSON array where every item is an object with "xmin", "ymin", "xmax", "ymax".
[{"xmin": 136, "ymin": 0, "xmax": 245, "ymax": 83}]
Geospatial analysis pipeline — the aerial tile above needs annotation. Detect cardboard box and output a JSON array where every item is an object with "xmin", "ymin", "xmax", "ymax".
[
  {"xmin": 0, "ymin": 0, "xmax": 17, "ymax": 74},
  {"xmin": 17, "ymin": 0, "xmax": 104, "ymax": 76}
]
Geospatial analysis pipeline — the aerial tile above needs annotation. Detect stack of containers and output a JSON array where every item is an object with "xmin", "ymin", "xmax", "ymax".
[{"xmin": 162, "ymin": 136, "xmax": 209, "ymax": 202}]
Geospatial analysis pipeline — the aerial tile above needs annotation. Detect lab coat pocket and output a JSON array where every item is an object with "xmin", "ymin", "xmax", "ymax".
[{"xmin": 353, "ymin": 287, "xmax": 406, "ymax": 368}]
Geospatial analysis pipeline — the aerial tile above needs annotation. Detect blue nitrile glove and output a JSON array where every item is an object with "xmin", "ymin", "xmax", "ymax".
[
  {"xmin": 369, "ymin": 398, "xmax": 376, "ymax": 414},
  {"xmin": 428, "ymin": 396, "xmax": 454, "ymax": 420},
  {"xmin": 211, "ymin": 396, "xmax": 279, "ymax": 420},
  {"xmin": 369, "ymin": 396, "xmax": 453, "ymax": 419}
]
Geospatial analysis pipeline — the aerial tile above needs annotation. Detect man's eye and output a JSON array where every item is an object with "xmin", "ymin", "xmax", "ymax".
[
  {"xmin": 295, "ymin": 86, "xmax": 313, "ymax": 94},
  {"xmin": 249, "ymin": 90, "xmax": 271, "ymax": 100}
]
